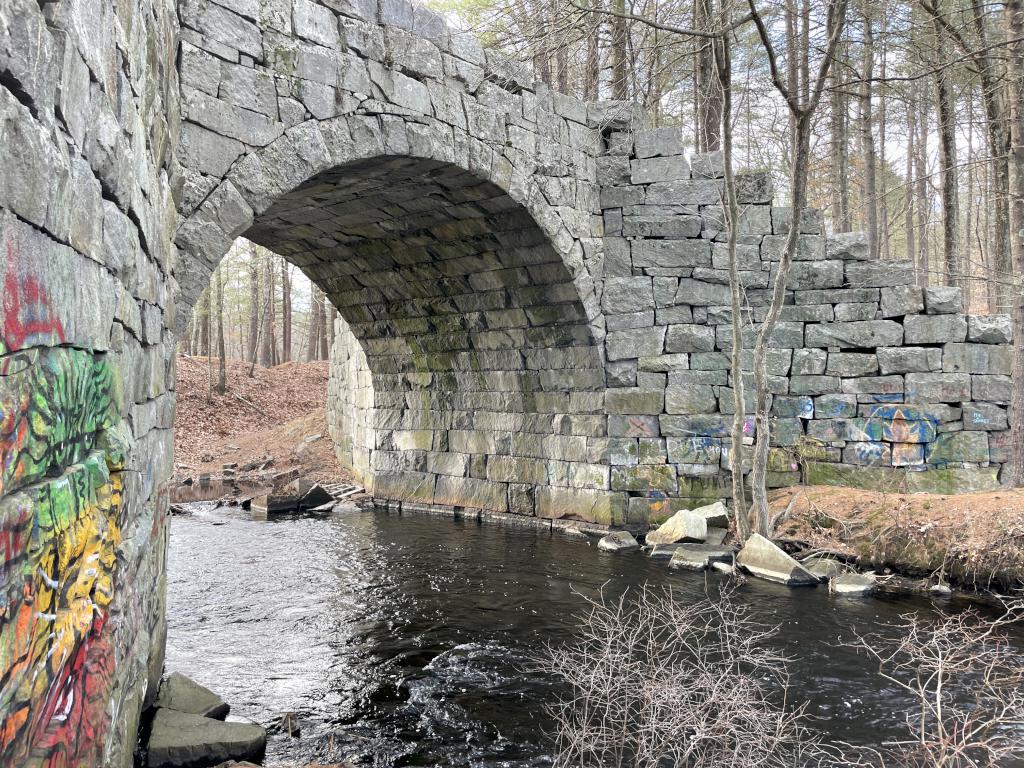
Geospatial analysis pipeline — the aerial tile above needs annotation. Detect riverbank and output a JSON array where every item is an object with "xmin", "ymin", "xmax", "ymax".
[{"xmin": 770, "ymin": 485, "xmax": 1024, "ymax": 591}]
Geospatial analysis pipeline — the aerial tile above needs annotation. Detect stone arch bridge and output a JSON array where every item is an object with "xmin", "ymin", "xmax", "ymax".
[{"xmin": 0, "ymin": 0, "xmax": 1014, "ymax": 765}]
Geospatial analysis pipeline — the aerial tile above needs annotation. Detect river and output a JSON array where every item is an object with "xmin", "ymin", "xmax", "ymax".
[{"xmin": 165, "ymin": 503, "xmax": 1015, "ymax": 767}]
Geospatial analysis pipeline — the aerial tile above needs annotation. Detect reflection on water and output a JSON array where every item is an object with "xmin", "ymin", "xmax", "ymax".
[{"xmin": 166, "ymin": 504, "xmax": 1008, "ymax": 766}]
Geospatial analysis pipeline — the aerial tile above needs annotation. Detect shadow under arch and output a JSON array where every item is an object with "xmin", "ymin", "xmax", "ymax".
[{"xmin": 175, "ymin": 138, "xmax": 617, "ymax": 522}]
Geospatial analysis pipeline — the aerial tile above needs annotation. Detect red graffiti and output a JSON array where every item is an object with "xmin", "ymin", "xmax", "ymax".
[
  {"xmin": 31, "ymin": 611, "xmax": 113, "ymax": 768},
  {"xmin": 3, "ymin": 241, "xmax": 65, "ymax": 351}
]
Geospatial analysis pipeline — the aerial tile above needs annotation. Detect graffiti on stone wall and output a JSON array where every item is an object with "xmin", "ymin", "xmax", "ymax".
[
  {"xmin": 0, "ymin": 260, "xmax": 123, "ymax": 767},
  {"xmin": 2, "ymin": 242, "xmax": 66, "ymax": 355}
]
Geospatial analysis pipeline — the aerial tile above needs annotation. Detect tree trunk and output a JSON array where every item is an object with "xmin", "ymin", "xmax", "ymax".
[
  {"xmin": 830, "ymin": 42, "xmax": 851, "ymax": 231},
  {"xmin": 914, "ymin": 92, "xmax": 931, "ymax": 286},
  {"xmin": 859, "ymin": 9, "xmax": 878, "ymax": 259},
  {"xmin": 611, "ymin": 0, "xmax": 629, "ymax": 100},
  {"xmin": 280, "ymin": 259, "xmax": 291, "ymax": 363},
  {"xmin": 216, "ymin": 264, "xmax": 226, "ymax": 395},
  {"xmin": 1006, "ymin": 0, "xmax": 1024, "ymax": 485},
  {"xmin": 259, "ymin": 254, "xmax": 275, "ymax": 367},
  {"xmin": 248, "ymin": 258, "xmax": 260, "ymax": 363},
  {"xmin": 198, "ymin": 288, "xmax": 211, "ymax": 358},
  {"xmin": 584, "ymin": 5, "xmax": 600, "ymax": 101},
  {"xmin": 713, "ymin": 20, "xmax": 750, "ymax": 537},
  {"xmin": 877, "ymin": 27, "xmax": 890, "ymax": 260},
  {"xmin": 305, "ymin": 286, "xmax": 320, "ymax": 363},
  {"xmin": 694, "ymin": 0, "xmax": 721, "ymax": 151},
  {"xmin": 905, "ymin": 92, "xmax": 917, "ymax": 269},
  {"xmin": 319, "ymin": 295, "xmax": 331, "ymax": 360},
  {"xmin": 932, "ymin": 4, "xmax": 961, "ymax": 290}
]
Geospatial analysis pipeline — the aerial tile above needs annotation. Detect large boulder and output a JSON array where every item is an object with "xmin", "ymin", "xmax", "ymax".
[
  {"xmin": 156, "ymin": 673, "xmax": 229, "ymax": 720},
  {"xmin": 645, "ymin": 509, "xmax": 707, "ymax": 545},
  {"xmin": 147, "ymin": 709, "xmax": 266, "ymax": 768},
  {"xmin": 736, "ymin": 534, "xmax": 819, "ymax": 586},
  {"xmin": 598, "ymin": 530, "xmax": 640, "ymax": 552}
]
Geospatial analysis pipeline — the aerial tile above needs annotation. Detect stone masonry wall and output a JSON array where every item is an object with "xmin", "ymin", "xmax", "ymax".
[
  {"xmin": 596, "ymin": 126, "xmax": 1014, "ymax": 519},
  {"xmin": 0, "ymin": 1, "xmax": 179, "ymax": 766}
]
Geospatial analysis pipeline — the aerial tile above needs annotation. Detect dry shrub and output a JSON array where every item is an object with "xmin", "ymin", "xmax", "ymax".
[
  {"xmin": 842, "ymin": 599, "xmax": 1024, "ymax": 768},
  {"xmin": 537, "ymin": 583, "xmax": 823, "ymax": 768}
]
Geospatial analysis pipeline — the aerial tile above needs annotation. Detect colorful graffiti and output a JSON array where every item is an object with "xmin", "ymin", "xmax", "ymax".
[
  {"xmin": 1, "ymin": 336, "xmax": 123, "ymax": 765},
  {"xmin": 846, "ymin": 405, "xmax": 940, "ymax": 444},
  {"xmin": 2, "ymin": 241, "xmax": 66, "ymax": 355}
]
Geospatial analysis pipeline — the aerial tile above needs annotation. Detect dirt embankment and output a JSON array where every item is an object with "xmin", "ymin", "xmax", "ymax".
[
  {"xmin": 769, "ymin": 485, "xmax": 1024, "ymax": 591},
  {"xmin": 173, "ymin": 355, "xmax": 351, "ymax": 486}
]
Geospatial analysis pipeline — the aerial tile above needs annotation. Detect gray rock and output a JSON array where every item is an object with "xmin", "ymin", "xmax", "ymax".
[
  {"xmin": 146, "ymin": 709, "xmax": 266, "ymax": 768},
  {"xmin": 967, "ymin": 314, "xmax": 1012, "ymax": 344},
  {"xmin": 829, "ymin": 573, "xmax": 877, "ymax": 596},
  {"xmin": 904, "ymin": 314, "xmax": 968, "ymax": 344},
  {"xmin": 598, "ymin": 530, "xmax": 640, "ymax": 552},
  {"xmin": 690, "ymin": 500, "xmax": 730, "ymax": 528},
  {"xmin": 668, "ymin": 544, "xmax": 733, "ymax": 571},
  {"xmin": 804, "ymin": 321, "xmax": 904, "ymax": 348},
  {"xmin": 156, "ymin": 673, "xmax": 229, "ymax": 720},
  {"xmin": 630, "ymin": 156, "xmax": 690, "ymax": 184},
  {"xmin": 704, "ymin": 526, "xmax": 728, "ymax": 545},
  {"xmin": 648, "ymin": 543, "xmax": 681, "ymax": 559},
  {"xmin": 924, "ymin": 286, "xmax": 962, "ymax": 314},
  {"xmin": 633, "ymin": 126, "xmax": 683, "ymax": 158},
  {"xmin": 690, "ymin": 150, "xmax": 724, "ymax": 178},
  {"xmin": 879, "ymin": 285, "xmax": 924, "ymax": 317},
  {"xmin": 802, "ymin": 556, "xmax": 845, "ymax": 581},
  {"xmin": 646, "ymin": 508, "xmax": 707, "ymax": 545},
  {"xmin": 826, "ymin": 231, "xmax": 870, "ymax": 260},
  {"xmin": 736, "ymin": 534, "xmax": 819, "ymax": 586}
]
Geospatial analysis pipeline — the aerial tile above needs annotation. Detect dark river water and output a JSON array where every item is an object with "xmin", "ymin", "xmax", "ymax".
[{"xmin": 166, "ymin": 504, "xmax": 1016, "ymax": 767}]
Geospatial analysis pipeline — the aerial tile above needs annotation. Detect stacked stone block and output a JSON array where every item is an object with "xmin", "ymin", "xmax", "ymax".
[{"xmin": 598, "ymin": 128, "xmax": 1014, "ymax": 509}]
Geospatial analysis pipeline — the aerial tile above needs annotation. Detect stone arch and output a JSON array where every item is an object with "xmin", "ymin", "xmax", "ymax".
[{"xmin": 174, "ymin": 114, "xmax": 618, "ymax": 520}]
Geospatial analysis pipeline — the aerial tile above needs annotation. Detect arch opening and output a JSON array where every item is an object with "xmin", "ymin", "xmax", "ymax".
[{"xmin": 185, "ymin": 155, "xmax": 618, "ymax": 522}]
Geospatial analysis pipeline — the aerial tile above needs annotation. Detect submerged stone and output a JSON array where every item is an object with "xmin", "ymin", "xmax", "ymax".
[
  {"xmin": 829, "ymin": 573, "xmax": 877, "ymax": 596},
  {"xmin": 597, "ymin": 530, "xmax": 640, "ymax": 552},
  {"xmin": 736, "ymin": 534, "xmax": 819, "ymax": 586}
]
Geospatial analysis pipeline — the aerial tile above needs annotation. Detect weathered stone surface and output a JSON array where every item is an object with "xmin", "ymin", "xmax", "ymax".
[
  {"xmin": 830, "ymin": 573, "xmax": 877, "ymax": 595},
  {"xmin": 880, "ymin": 286, "xmax": 924, "ymax": 318},
  {"xmin": 924, "ymin": 286, "xmax": 962, "ymax": 314},
  {"xmin": 669, "ymin": 544, "xmax": 733, "ymax": 571},
  {"xmin": 645, "ymin": 507, "xmax": 707, "ymax": 545},
  {"xmin": 147, "ymin": 709, "xmax": 266, "ymax": 768},
  {"xmin": 156, "ymin": 674, "xmax": 229, "ymax": 720},
  {"xmin": 736, "ymin": 534, "xmax": 819, "ymax": 586},
  {"xmin": 904, "ymin": 314, "xmax": 968, "ymax": 344},
  {"xmin": 968, "ymin": 314, "xmax": 1012, "ymax": 344},
  {"xmin": 598, "ymin": 530, "xmax": 640, "ymax": 552},
  {"xmin": 805, "ymin": 321, "xmax": 904, "ymax": 348}
]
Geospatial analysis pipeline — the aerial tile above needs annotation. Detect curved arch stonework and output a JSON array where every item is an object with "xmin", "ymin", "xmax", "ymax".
[{"xmin": 172, "ymin": 0, "xmax": 634, "ymax": 522}]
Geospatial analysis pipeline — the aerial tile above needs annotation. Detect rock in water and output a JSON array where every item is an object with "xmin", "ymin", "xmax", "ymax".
[
  {"xmin": 298, "ymin": 483, "xmax": 333, "ymax": 509},
  {"xmin": 802, "ymin": 556, "xmax": 845, "ymax": 581},
  {"xmin": 645, "ymin": 509, "xmax": 707, "ymax": 545},
  {"xmin": 830, "ymin": 573, "xmax": 877, "ymax": 596},
  {"xmin": 648, "ymin": 543, "xmax": 680, "ymax": 559},
  {"xmin": 736, "ymin": 534, "xmax": 819, "ymax": 586},
  {"xmin": 598, "ymin": 530, "xmax": 640, "ymax": 552},
  {"xmin": 147, "ymin": 709, "xmax": 266, "ymax": 768},
  {"xmin": 156, "ymin": 673, "xmax": 229, "ymax": 720},
  {"xmin": 669, "ymin": 544, "xmax": 733, "ymax": 571}
]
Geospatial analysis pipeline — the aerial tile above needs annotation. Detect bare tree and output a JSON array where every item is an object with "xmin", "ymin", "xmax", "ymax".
[
  {"xmin": 537, "ymin": 584, "xmax": 822, "ymax": 768},
  {"xmin": 1007, "ymin": 0, "xmax": 1024, "ymax": 487},
  {"xmin": 746, "ymin": 0, "xmax": 849, "ymax": 536},
  {"xmin": 843, "ymin": 600, "xmax": 1024, "ymax": 767}
]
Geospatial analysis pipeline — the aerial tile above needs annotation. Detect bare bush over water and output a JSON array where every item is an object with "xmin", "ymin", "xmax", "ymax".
[
  {"xmin": 842, "ymin": 600, "xmax": 1024, "ymax": 768},
  {"xmin": 536, "ymin": 583, "xmax": 821, "ymax": 768},
  {"xmin": 537, "ymin": 585, "xmax": 1024, "ymax": 768}
]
